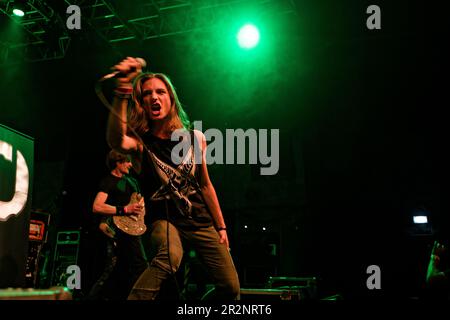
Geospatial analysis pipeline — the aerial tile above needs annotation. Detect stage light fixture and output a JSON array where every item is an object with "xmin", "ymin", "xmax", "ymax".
[
  {"xmin": 413, "ymin": 215, "xmax": 428, "ymax": 224},
  {"xmin": 10, "ymin": 0, "xmax": 27, "ymax": 17},
  {"xmin": 408, "ymin": 207, "xmax": 433, "ymax": 236},
  {"xmin": 237, "ymin": 23, "xmax": 260, "ymax": 49},
  {"xmin": 12, "ymin": 8, "xmax": 24, "ymax": 17}
]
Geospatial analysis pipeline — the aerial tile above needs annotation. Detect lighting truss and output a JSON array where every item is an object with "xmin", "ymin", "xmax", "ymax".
[
  {"xmin": 0, "ymin": 0, "xmax": 296, "ymax": 65},
  {"xmin": 0, "ymin": 0, "xmax": 70, "ymax": 65},
  {"xmin": 68, "ymin": 0, "xmax": 296, "ymax": 43}
]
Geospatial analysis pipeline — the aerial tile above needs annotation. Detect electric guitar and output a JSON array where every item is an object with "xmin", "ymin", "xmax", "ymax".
[{"xmin": 112, "ymin": 192, "xmax": 147, "ymax": 236}]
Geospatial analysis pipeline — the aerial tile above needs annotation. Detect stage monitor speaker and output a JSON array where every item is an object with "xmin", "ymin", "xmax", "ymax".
[
  {"xmin": 266, "ymin": 276, "xmax": 318, "ymax": 300},
  {"xmin": 240, "ymin": 288, "xmax": 303, "ymax": 301},
  {"xmin": 0, "ymin": 287, "xmax": 72, "ymax": 300},
  {"xmin": 201, "ymin": 287, "xmax": 307, "ymax": 301}
]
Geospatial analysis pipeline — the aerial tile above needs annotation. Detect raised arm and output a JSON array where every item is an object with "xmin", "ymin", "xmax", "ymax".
[
  {"xmin": 426, "ymin": 241, "xmax": 447, "ymax": 286},
  {"xmin": 106, "ymin": 57, "xmax": 142, "ymax": 153}
]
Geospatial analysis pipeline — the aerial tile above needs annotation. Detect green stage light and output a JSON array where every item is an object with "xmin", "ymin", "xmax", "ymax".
[
  {"xmin": 237, "ymin": 23, "xmax": 260, "ymax": 49},
  {"xmin": 12, "ymin": 9, "xmax": 25, "ymax": 17}
]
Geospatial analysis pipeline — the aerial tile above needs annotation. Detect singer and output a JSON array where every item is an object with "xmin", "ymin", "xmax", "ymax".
[{"xmin": 105, "ymin": 57, "xmax": 240, "ymax": 300}]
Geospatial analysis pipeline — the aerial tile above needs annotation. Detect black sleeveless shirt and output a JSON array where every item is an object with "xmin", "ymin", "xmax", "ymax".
[{"xmin": 138, "ymin": 130, "xmax": 212, "ymax": 229}]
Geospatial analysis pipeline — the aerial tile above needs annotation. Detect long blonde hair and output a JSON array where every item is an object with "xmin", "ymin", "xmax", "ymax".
[{"xmin": 128, "ymin": 72, "xmax": 191, "ymax": 137}]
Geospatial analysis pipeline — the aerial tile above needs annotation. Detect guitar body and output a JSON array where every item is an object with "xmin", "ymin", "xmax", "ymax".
[{"xmin": 112, "ymin": 192, "xmax": 147, "ymax": 236}]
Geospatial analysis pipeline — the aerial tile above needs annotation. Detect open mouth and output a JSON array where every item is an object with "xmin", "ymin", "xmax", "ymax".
[
  {"xmin": 150, "ymin": 103, "xmax": 161, "ymax": 111},
  {"xmin": 150, "ymin": 104, "xmax": 161, "ymax": 116}
]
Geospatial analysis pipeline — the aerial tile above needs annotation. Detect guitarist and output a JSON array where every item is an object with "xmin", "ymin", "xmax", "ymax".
[{"xmin": 88, "ymin": 150, "xmax": 147, "ymax": 300}]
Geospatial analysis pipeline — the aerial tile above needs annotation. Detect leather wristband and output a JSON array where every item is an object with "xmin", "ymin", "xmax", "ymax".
[
  {"xmin": 116, "ymin": 206, "xmax": 125, "ymax": 216},
  {"xmin": 115, "ymin": 86, "xmax": 133, "ymax": 94},
  {"xmin": 114, "ymin": 86, "xmax": 133, "ymax": 99}
]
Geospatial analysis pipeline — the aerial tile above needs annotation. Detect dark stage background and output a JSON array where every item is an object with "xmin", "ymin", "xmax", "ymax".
[{"xmin": 0, "ymin": 0, "xmax": 448, "ymax": 299}]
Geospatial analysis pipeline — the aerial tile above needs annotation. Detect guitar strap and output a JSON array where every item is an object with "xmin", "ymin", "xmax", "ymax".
[{"xmin": 123, "ymin": 175, "xmax": 141, "ymax": 195}]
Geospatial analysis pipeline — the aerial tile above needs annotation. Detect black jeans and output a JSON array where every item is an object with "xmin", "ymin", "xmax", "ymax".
[
  {"xmin": 128, "ymin": 220, "xmax": 240, "ymax": 300},
  {"xmin": 88, "ymin": 228, "xmax": 148, "ymax": 300}
]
